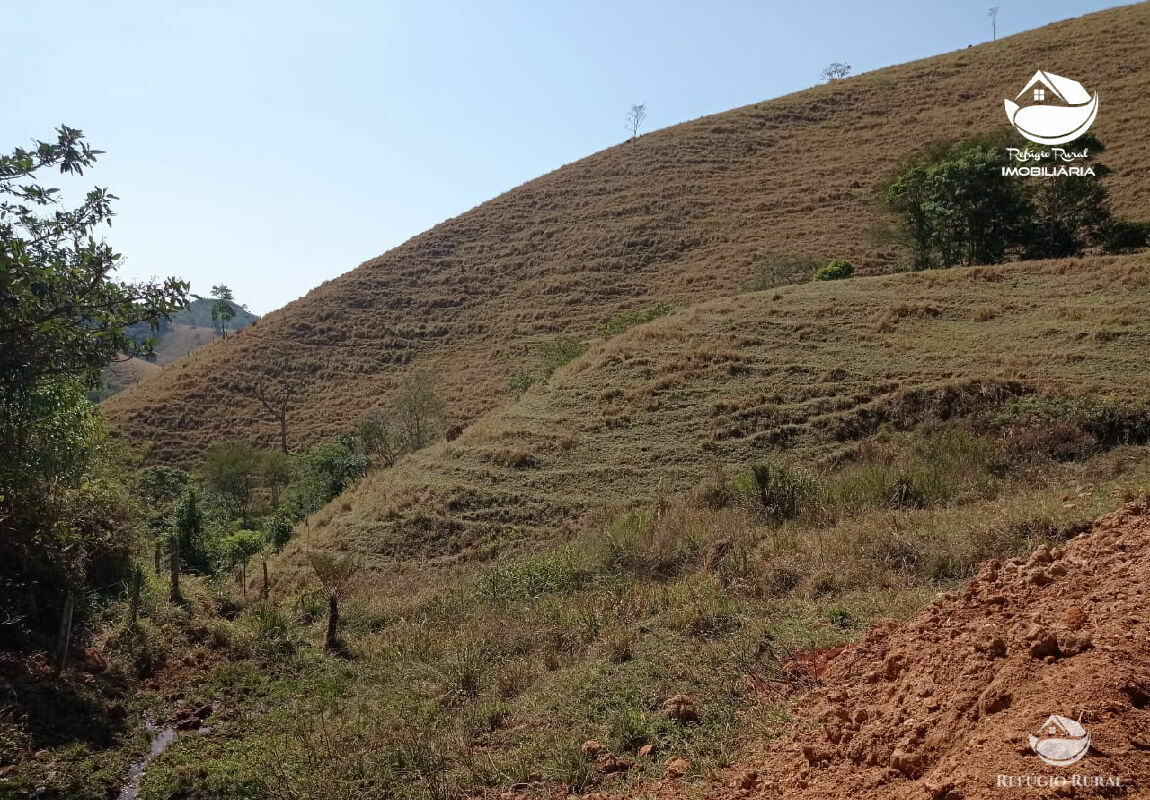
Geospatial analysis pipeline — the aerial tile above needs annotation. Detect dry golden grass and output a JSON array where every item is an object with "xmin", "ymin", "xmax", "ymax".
[
  {"xmin": 103, "ymin": 3, "xmax": 1150, "ymax": 464},
  {"xmin": 278, "ymin": 254, "xmax": 1150, "ymax": 572}
]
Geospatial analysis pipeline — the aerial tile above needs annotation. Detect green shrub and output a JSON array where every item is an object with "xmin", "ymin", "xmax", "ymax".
[
  {"xmin": 748, "ymin": 461, "xmax": 818, "ymax": 520},
  {"xmin": 539, "ymin": 337, "xmax": 588, "ymax": 378},
  {"xmin": 199, "ymin": 440, "xmax": 262, "ymax": 518},
  {"xmin": 279, "ymin": 438, "xmax": 368, "ymax": 520},
  {"xmin": 267, "ymin": 514, "xmax": 293, "ymax": 550},
  {"xmin": 244, "ymin": 602, "xmax": 295, "ymax": 659},
  {"xmin": 811, "ymin": 259, "xmax": 854, "ymax": 281},
  {"xmin": 991, "ymin": 395, "xmax": 1150, "ymax": 461},
  {"xmin": 477, "ymin": 548, "xmax": 588, "ymax": 604},
  {"xmin": 607, "ymin": 705, "xmax": 655, "ymax": 752},
  {"xmin": 441, "ymin": 643, "xmax": 488, "ymax": 701},
  {"xmin": 599, "ymin": 510, "xmax": 701, "ymax": 577},
  {"xmin": 509, "ymin": 369, "xmax": 537, "ymax": 394},
  {"xmin": 1102, "ymin": 220, "xmax": 1150, "ymax": 254},
  {"xmin": 748, "ymin": 252, "xmax": 824, "ymax": 290},
  {"xmin": 546, "ymin": 739, "xmax": 597, "ymax": 793}
]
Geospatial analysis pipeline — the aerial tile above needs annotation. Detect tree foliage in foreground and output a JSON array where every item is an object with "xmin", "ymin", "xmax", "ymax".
[{"xmin": 0, "ymin": 127, "xmax": 187, "ymax": 647}]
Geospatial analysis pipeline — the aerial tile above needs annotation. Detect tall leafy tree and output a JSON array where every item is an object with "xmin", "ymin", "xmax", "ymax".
[
  {"xmin": 210, "ymin": 284, "xmax": 237, "ymax": 338},
  {"xmin": 883, "ymin": 133, "xmax": 1129, "ymax": 269},
  {"xmin": 0, "ymin": 126, "xmax": 187, "ymax": 645},
  {"xmin": 1, "ymin": 126, "xmax": 188, "ymax": 395}
]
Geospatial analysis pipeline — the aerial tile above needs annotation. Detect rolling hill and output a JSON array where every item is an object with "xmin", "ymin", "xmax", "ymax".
[
  {"xmin": 101, "ymin": 3, "xmax": 1150, "ymax": 465},
  {"xmin": 286, "ymin": 254, "xmax": 1150, "ymax": 567},
  {"xmin": 24, "ymin": 7, "xmax": 1150, "ymax": 799},
  {"xmin": 94, "ymin": 298, "xmax": 260, "ymax": 399}
]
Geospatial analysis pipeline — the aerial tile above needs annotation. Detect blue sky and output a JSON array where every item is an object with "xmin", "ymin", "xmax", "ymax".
[{"xmin": 1, "ymin": 0, "xmax": 1130, "ymax": 313}]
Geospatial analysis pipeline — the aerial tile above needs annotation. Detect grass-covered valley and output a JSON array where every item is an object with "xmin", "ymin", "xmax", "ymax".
[{"xmin": 4, "ymin": 4, "xmax": 1150, "ymax": 800}]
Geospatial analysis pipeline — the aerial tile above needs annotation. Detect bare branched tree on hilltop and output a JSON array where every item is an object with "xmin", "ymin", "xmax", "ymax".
[
  {"xmin": 821, "ymin": 63, "xmax": 851, "ymax": 82},
  {"xmin": 626, "ymin": 103, "xmax": 647, "ymax": 140}
]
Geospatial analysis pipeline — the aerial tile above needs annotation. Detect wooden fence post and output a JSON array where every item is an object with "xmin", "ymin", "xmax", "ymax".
[
  {"xmin": 170, "ymin": 532, "xmax": 181, "ymax": 603},
  {"xmin": 129, "ymin": 565, "xmax": 143, "ymax": 630},
  {"xmin": 53, "ymin": 592, "xmax": 75, "ymax": 676}
]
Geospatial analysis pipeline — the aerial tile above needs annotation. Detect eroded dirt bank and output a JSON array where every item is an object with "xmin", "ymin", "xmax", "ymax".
[{"xmin": 618, "ymin": 502, "xmax": 1150, "ymax": 800}]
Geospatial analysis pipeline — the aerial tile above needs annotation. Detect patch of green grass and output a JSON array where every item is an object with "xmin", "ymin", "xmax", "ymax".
[
  {"xmin": 539, "ymin": 336, "xmax": 588, "ymax": 378},
  {"xmin": 597, "ymin": 302, "xmax": 678, "ymax": 338}
]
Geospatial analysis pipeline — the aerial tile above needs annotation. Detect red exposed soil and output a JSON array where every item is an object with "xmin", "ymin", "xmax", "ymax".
[{"xmin": 629, "ymin": 502, "xmax": 1150, "ymax": 799}]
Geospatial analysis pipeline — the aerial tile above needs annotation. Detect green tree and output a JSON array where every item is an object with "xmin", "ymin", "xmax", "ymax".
[
  {"xmin": 0, "ymin": 126, "xmax": 186, "ymax": 644},
  {"xmin": 1023, "ymin": 136, "xmax": 1114, "ymax": 259},
  {"xmin": 278, "ymin": 438, "xmax": 366, "ymax": 520},
  {"xmin": 212, "ymin": 299, "xmax": 236, "ymax": 339},
  {"xmin": 219, "ymin": 530, "xmax": 265, "ymax": 598},
  {"xmin": 884, "ymin": 138, "xmax": 1028, "ymax": 268},
  {"xmin": 1, "ymin": 127, "xmax": 188, "ymax": 394},
  {"xmin": 258, "ymin": 449, "xmax": 295, "ymax": 509},
  {"xmin": 135, "ymin": 465, "xmax": 191, "ymax": 573},
  {"xmin": 882, "ymin": 133, "xmax": 1136, "ymax": 269},
  {"xmin": 210, "ymin": 285, "xmax": 237, "ymax": 338},
  {"xmin": 356, "ymin": 410, "xmax": 399, "ymax": 468},
  {"xmin": 200, "ymin": 440, "xmax": 263, "ymax": 519},
  {"xmin": 392, "ymin": 372, "xmax": 445, "ymax": 451},
  {"xmin": 172, "ymin": 486, "xmax": 207, "ymax": 581}
]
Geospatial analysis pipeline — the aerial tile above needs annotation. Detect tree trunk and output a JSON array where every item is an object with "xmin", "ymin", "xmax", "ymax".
[
  {"xmin": 261, "ymin": 561, "xmax": 270, "ymax": 600},
  {"xmin": 170, "ymin": 532, "xmax": 181, "ymax": 603},
  {"xmin": 279, "ymin": 412, "xmax": 289, "ymax": 454},
  {"xmin": 325, "ymin": 594, "xmax": 339, "ymax": 650}
]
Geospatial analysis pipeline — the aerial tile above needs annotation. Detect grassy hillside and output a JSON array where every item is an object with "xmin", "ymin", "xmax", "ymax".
[
  {"xmin": 11, "ymin": 7, "xmax": 1150, "ymax": 799},
  {"xmin": 101, "ymin": 3, "xmax": 1150, "ymax": 464},
  {"xmin": 171, "ymin": 297, "xmax": 259, "ymax": 334},
  {"xmin": 289, "ymin": 254, "xmax": 1150, "ymax": 565}
]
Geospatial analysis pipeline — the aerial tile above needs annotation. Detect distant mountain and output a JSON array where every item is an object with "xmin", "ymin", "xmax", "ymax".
[
  {"xmin": 93, "ymin": 297, "xmax": 260, "ymax": 401},
  {"xmin": 172, "ymin": 296, "xmax": 260, "ymax": 332}
]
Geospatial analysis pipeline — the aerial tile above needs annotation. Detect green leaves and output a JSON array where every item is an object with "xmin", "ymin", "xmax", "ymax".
[
  {"xmin": 0, "ymin": 127, "xmax": 188, "ymax": 644},
  {"xmin": 882, "ymin": 133, "xmax": 1133, "ymax": 269},
  {"xmin": 1, "ymin": 127, "xmax": 189, "ymax": 395}
]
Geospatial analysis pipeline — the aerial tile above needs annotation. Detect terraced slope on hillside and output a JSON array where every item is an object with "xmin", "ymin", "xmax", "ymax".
[
  {"xmin": 103, "ymin": 3, "xmax": 1150, "ymax": 464},
  {"xmin": 289, "ymin": 254, "xmax": 1150, "ymax": 566}
]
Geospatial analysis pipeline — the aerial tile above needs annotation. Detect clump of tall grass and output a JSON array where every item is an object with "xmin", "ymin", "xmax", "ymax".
[
  {"xmin": 748, "ymin": 460, "xmax": 819, "ymax": 520},
  {"xmin": 827, "ymin": 429, "xmax": 999, "ymax": 512},
  {"xmin": 475, "ymin": 546, "xmax": 589, "ymax": 603}
]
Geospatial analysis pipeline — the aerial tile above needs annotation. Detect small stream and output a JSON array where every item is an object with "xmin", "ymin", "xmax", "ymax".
[{"xmin": 115, "ymin": 720, "xmax": 176, "ymax": 800}]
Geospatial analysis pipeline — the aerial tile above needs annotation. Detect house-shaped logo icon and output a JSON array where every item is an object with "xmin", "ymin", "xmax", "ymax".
[
  {"xmin": 1004, "ymin": 70, "xmax": 1099, "ymax": 145},
  {"xmin": 1028, "ymin": 714, "xmax": 1091, "ymax": 767}
]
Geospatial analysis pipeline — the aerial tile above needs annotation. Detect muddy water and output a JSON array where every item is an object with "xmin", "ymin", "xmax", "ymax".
[{"xmin": 115, "ymin": 720, "xmax": 175, "ymax": 800}]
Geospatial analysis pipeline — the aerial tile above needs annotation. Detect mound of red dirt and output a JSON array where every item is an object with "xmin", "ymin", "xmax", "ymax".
[{"xmin": 713, "ymin": 502, "xmax": 1150, "ymax": 799}]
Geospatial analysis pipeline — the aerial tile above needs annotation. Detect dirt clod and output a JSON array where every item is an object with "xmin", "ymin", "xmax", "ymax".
[
  {"xmin": 662, "ymin": 694, "xmax": 699, "ymax": 724},
  {"xmin": 581, "ymin": 740, "xmax": 605, "ymax": 758}
]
